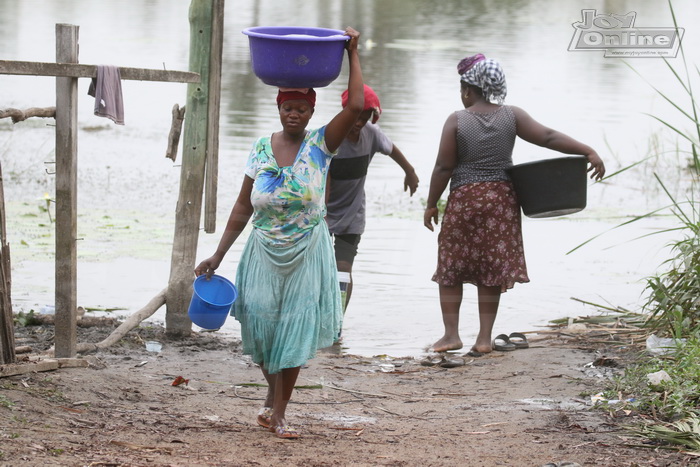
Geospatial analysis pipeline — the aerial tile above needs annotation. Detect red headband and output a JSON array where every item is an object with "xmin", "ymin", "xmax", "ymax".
[
  {"xmin": 341, "ymin": 84, "xmax": 382, "ymax": 124},
  {"xmin": 276, "ymin": 88, "xmax": 316, "ymax": 108}
]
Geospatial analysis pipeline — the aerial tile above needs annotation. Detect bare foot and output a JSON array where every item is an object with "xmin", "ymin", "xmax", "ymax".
[
  {"xmin": 470, "ymin": 341, "xmax": 492, "ymax": 354},
  {"xmin": 465, "ymin": 347, "xmax": 493, "ymax": 357},
  {"xmin": 269, "ymin": 414, "xmax": 287, "ymax": 431},
  {"xmin": 430, "ymin": 336, "xmax": 463, "ymax": 353}
]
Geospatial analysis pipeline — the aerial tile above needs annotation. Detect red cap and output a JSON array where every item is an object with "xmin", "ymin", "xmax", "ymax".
[{"xmin": 341, "ymin": 84, "xmax": 382, "ymax": 123}]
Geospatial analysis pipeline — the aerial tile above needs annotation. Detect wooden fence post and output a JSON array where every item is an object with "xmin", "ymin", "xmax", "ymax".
[
  {"xmin": 165, "ymin": 0, "xmax": 213, "ymax": 337},
  {"xmin": 54, "ymin": 23, "xmax": 79, "ymax": 358},
  {"xmin": 204, "ymin": 0, "xmax": 224, "ymax": 233},
  {"xmin": 0, "ymin": 163, "xmax": 15, "ymax": 365}
]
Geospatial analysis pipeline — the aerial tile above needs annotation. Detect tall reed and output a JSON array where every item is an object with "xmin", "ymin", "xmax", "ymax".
[
  {"xmin": 575, "ymin": 1, "xmax": 700, "ymax": 338},
  {"xmin": 637, "ymin": 1, "xmax": 700, "ymax": 337}
]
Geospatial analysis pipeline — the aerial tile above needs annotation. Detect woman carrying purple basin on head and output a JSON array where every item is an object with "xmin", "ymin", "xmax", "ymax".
[{"xmin": 195, "ymin": 27, "xmax": 365, "ymax": 440}]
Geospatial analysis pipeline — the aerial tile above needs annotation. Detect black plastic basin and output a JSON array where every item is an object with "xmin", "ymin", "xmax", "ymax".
[{"xmin": 506, "ymin": 156, "xmax": 587, "ymax": 218}]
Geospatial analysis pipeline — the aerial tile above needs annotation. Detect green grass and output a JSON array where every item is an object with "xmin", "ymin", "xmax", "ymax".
[
  {"xmin": 627, "ymin": 415, "xmax": 700, "ymax": 455},
  {"xmin": 0, "ymin": 394, "xmax": 14, "ymax": 409},
  {"xmin": 604, "ymin": 336, "xmax": 700, "ymax": 420}
]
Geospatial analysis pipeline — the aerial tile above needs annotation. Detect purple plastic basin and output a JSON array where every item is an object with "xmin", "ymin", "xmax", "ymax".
[{"xmin": 242, "ymin": 26, "xmax": 348, "ymax": 88}]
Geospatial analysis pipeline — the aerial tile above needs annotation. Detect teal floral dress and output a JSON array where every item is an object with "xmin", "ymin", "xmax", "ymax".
[{"xmin": 231, "ymin": 127, "xmax": 343, "ymax": 374}]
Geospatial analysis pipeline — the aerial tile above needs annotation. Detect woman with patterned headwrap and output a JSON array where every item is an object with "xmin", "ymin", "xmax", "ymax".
[
  {"xmin": 424, "ymin": 54, "xmax": 605, "ymax": 357},
  {"xmin": 194, "ymin": 27, "xmax": 365, "ymax": 439}
]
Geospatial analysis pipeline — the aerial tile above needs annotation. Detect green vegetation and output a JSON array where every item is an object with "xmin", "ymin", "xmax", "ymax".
[
  {"xmin": 587, "ymin": 1, "xmax": 700, "ymax": 454},
  {"xmin": 13, "ymin": 310, "xmax": 40, "ymax": 326},
  {"xmin": 604, "ymin": 336, "xmax": 700, "ymax": 419},
  {"xmin": 0, "ymin": 394, "xmax": 14, "ymax": 409},
  {"xmin": 632, "ymin": 0, "xmax": 700, "ymax": 342},
  {"xmin": 628, "ymin": 415, "xmax": 700, "ymax": 453}
]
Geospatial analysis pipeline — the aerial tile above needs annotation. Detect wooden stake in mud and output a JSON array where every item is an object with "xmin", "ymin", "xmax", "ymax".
[
  {"xmin": 165, "ymin": 0, "xmax": 218, "ymax": 337},
  {"xmin": 0, "ymin": 163, "xmax": 15, "ymax": 365},
  {"xmin": 204, "ymin": 0, "xmax": 224, "ymax": 234},
  {"xmin": 54, "ymin": 23, "xmax": 79, "ymax": 358}
]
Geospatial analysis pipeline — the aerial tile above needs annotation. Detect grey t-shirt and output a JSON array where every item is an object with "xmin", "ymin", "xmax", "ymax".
[{"xmin": 326, "ymin": 123, "xmax": 393, "ymax": 235}]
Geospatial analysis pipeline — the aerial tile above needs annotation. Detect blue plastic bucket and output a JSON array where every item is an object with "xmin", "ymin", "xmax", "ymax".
[
  {"xmin": 242, "ymin": 26, "xmax": 348, "ymax": 88},
  {"xmin": 188, "ymin": 274, "xmax": 238, "ymax": 329}
]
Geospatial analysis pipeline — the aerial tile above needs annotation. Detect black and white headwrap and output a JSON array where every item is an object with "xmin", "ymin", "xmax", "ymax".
[{"xmin": 460, "ymin": 58, "xmax": 507, "ymax": 105}]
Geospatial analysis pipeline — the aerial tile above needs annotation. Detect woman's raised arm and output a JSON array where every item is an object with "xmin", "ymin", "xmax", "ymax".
[{"xmin": 325, "ymin": 27, "xmax": 364, "ymax": 153}]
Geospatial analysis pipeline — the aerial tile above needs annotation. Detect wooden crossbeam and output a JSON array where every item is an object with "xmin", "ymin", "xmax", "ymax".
[{"xmin": 0, "ymin": 60, "xmax": 199, "ymax": 83}]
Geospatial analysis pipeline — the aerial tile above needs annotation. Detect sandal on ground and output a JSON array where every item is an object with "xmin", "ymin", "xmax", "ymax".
[
  {"xmin": 440, "ymin": 357, "xmax": 466, "ymax": 368},
  {"xmin": 492, "ymin": 334, "xmax": 516, "ymax": 352},
  {"xmin": 270, "ymin": 424, "xmax": 300, "ymax": 439},
  {"xmin": 508, "ymin": 332, "xmax": 529, "ymax": 349},
  {"xmin": 256, "ymin": 407, "xmax": 273, "ymax": 428},
  {"xmin": 420, "ymin": 355, "xmax": 445, "ymax": 366}
]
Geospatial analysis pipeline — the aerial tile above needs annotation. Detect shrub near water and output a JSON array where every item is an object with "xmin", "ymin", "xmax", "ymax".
[
  {"xmin": 643, "ymin": 224, "xmax": 700, "ymax": 337},
  {"xmin": 613, "ymin": 0, "xmax": 700, "ymax": 344},
  {"xmin": 593, "ymin": 1, "xmax": 700, "ymax": 453}
]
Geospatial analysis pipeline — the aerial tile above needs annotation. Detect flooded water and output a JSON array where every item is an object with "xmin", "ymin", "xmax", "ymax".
[{"xmin": 1, "ymin": 0, "xmax": 698, "ymax": 357}]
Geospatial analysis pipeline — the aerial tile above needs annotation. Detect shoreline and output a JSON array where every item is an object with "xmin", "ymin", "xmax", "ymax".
[{"xmin": 6, "ymin": 211, "xmax": 676, "ymax": 359}]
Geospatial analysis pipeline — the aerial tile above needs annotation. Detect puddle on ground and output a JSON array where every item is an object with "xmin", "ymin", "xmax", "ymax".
[{"xmin": 518, "ymin": 398, "xmax": 589, "ymax": 411}]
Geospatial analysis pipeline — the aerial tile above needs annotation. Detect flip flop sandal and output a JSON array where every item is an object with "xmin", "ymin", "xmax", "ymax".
[
  {"xmin": 508, "ymin": 332, "xmax": 530, "ymax": 349},
  {"xmin": 465, "ymin": 349, "xmax": 487, "ymax": 357},
  {"xmin": 440, "ymin": 357, "xmax": 465, "ymax": 368},
  {"xmin": 492, "ymin": 334, "xmax": 516, "ymax": 351},
  {"xmin": 420, "ymin": 356, "xmax": 445, "ymax": 367},
  {"xmin": 270, "ymin": 424, "xmax": 300, "ymax": 439},
  {"xmin": 256, "ymin": 407, "xmax": 273, "ymax": 428}
]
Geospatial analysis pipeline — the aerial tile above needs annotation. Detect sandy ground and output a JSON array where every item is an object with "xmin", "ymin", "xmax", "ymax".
[{"xmin": 0, "ymin": 322, "xmax": 695, "ymax": 467}]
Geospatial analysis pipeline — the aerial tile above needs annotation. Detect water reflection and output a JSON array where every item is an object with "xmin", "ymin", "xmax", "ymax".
[{"xmin": 0, "ymin": 0, "xmax": 698, "ymax": 357}]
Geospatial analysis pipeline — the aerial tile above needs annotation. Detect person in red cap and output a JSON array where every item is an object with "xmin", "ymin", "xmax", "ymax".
[
  {"xmin": 326, "ymin": 84, "xmax": 419, "ymax": 341},
  {"xmin": 195, "ymin": 27, "xmax": 365, "ymax": 439}
]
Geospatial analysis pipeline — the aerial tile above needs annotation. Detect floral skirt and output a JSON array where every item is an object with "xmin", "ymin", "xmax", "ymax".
[{"xmin": 432, "ymin": 181, "xmax": 529, "ymax": 291}]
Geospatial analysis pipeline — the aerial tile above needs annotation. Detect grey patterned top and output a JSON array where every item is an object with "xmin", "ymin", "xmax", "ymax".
[{"xmin": 450, "ymin": 105, "xmax": 517, "ymax": 191}]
